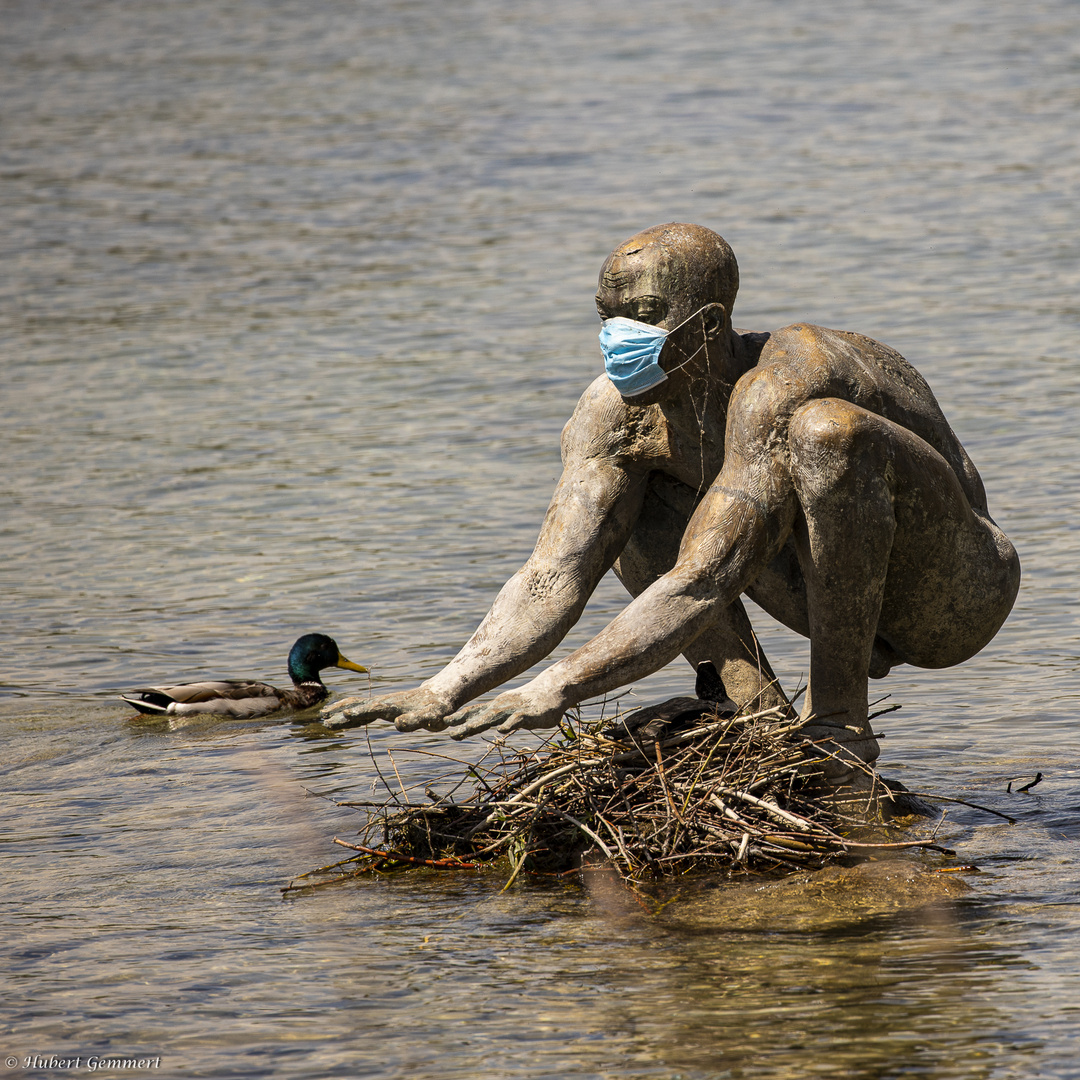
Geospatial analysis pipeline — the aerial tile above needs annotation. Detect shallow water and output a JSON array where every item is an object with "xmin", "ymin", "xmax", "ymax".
[{"xmin": 2, "ymin": 0, "xmax": 1079, "ymax": 1076}]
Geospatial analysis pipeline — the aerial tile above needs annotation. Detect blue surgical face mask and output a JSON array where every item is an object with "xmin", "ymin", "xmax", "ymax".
[
  {"xmin": 599, "ymin": 306, "xmax": 710, "ymax": 398},
  {"xmin": 598, "ymin": 317, "xmax": 669, "ymax": 396}
]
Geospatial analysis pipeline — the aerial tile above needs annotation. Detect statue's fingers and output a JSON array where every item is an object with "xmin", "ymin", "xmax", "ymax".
[
  {"xmin": 322, "ymin": 708, "xmax": 374, "ymax": 730},
  {"xmin": 320, "ymin": 695, "xmax": 365, "ymax": 719},
  {"xmin": 496, "ymin": 710, "xmax": 561, "ymax": 736},
  {"xmin": 442, "ymin": 703, "xmax": 480, "ymax": 740},
  {"xmin": 445, "ymin": 707, "xmax": 508, "ymax": 741},
  {"xmin": 440, "ymin": 699, "xmax": 488, "ymax": 725},
  {"xmin": 395, "ymin": 706, "xmax": 451, "ymax": 733},
  {"xmin": 322, "ymin": 708, "xmax": 364, "ymax": 730},
  {"xmin": 442, "ymin": 701, "xmax": 487, "ymax": 725},
  {"xmin": 322, "ymin": 700, "xmax": 400, "ymax": 730},
  {"xmin": 495, "ymin": 712, "xmax": 530, "ymax": 736}
]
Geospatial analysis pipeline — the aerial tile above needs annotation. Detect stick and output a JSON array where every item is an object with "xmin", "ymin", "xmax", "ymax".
[
  {"xmin": 332, "ymin": 838, "xmax": 479, "ymax": 870},
  {"xmin": 900, "ymin": 791, "xmax": 1017, "ymax": 824},
  {"xmin": 711, "ymin": 786, "xmax": 816, "ymax": 832},
  {"xmin": 364, "ymin": 729, "xmax": 406, "ymax": 807},
  {"xmin": 501, "ymin": 847, "xmax": 530, "ymax": 892}
]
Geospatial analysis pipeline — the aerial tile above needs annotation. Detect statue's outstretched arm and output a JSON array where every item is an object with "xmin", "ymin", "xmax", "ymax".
[
  {"xmin": 444, "ymin": 451, "xmax": 793, "ymax": 739},
  {"xmin": 322, "ymin": 435, "xmax": 650, "ymax": 732}
]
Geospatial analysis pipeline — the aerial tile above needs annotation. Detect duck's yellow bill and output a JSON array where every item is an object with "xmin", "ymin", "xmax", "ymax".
[{"xmin": 336, "ymin": 654, "xmax": 368, "ymax": 674}]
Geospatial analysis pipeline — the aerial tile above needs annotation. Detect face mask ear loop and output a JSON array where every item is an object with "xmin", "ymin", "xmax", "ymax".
[
  {"xmin": 665, "ymin": 307, "xmax": 720, "ymax": 497},
  {"xmin": 691, "ymin": 310, "xmax": 710, "ymax": 495},
  {"xmin": 666, "ymin": 339, "xmax": 707, "ymax": 377},
  {"xmin": 664, "ymin": 305, "xmax": 712, "ymax": 377}
]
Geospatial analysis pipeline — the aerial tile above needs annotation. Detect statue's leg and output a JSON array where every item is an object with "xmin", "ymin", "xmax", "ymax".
[
  {"xmin": 613, "ymin": 472, "xmax": 788, "ymax": 712},
  {"xmin": 745, "ymin": 540, "xmax": 908, "ymax": 683},
  {"xmin": 786, "ymin": 398, "xmax": 1020, "ymax": 778}
]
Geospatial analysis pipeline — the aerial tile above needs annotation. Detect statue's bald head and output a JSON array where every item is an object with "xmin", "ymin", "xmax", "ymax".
[{"xmin": 597, "ymin": 223, "xmax": 739, "ymax": 329}]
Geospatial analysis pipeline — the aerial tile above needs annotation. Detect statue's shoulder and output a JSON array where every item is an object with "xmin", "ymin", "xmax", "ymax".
[
  {"xmin": 727, "ymin": 323, "xmax": 880, "ymax": 420},
  {"xmin": 560, "ymin": 374, "xmax": 667, "ymax": 467},
  {"xmin": 760, "ymin": 322, "xmax": 908, "ymax": 363},
  {"xmin": 761, "ymin": 323, "xmax": 934, "ymax": 394},
  {"xmin": 756, "ymin": 322, "xmax": 848, "ymax": 358}
]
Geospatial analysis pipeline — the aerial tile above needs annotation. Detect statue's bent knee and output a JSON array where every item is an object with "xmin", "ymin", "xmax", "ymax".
[{"xmin": 787, "ymin": 399, "xmax": 881, "ymax": 472}]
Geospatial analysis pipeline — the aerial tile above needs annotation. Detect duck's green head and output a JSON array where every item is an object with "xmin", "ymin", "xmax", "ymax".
[{"xmin": 288, "ymin": 633, "xmax": 368, "ymax": 685}]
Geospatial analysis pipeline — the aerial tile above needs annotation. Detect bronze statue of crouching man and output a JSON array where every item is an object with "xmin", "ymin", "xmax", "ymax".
[{"xmin": 324, "ymin": 223, "xmax": 1020, "ymax": 787}]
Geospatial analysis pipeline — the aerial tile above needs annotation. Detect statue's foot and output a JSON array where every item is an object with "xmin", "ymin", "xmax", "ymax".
[
  {"xmin": 798, "ymin": 722, "xmax": 880, "ymax": 783},
  {"xmin": 816, "ymin": 771, "xmax": 936, "ymax": 823},
  {"xmin": 794, "ymin": 721, "xmax": 930, "ymax": 821}
]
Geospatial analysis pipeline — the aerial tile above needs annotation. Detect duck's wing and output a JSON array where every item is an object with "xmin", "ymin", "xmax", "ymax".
[
  {"xmin": 607, "ymin": 696, "xmax": 709, "ymax": 740},
  {"xmin": 598, "ymin": 663, "xmax": 740, "ymax": 743},
  {"xmin": 121, "ymin": 680, "xmax": 284, "ymax": 718}
]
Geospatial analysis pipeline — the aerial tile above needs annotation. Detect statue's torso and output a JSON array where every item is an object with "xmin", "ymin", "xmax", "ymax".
[{"xmin": 567, "ymin": 323, "xmax": 985, "ymax": 518}]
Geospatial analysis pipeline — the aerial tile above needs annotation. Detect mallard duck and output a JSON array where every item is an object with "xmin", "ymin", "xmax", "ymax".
[
  {"xmin": 607, "ymin": 661, "xmax": 738, "ymax": 741},
  {"xmin": 121, "ymin": 633, "xmax": 367, "ymax": 719}
]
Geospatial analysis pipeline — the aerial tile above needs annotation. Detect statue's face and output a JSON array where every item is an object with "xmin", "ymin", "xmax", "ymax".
[
  {"xmin": 596, "ymin": 232, "xmax": 728, "ymax": 404},
  {"xmin": 595, "ymin": 247, "xmax": 697, "ymax": 331}
]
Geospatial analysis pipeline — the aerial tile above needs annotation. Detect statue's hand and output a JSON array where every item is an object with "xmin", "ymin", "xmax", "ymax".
[
  {"xmin": 320, "ymin": 687, "xmax": 456, "ymax": 732},
  {"xmin": 443, "ymin": 685, "xmax": 566, "ymax": 741}
]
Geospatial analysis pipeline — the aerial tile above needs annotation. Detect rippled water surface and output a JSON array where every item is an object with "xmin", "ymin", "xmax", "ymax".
[{"xmin": 2, "ymin": 1, "xmax": 1079, "ymax": 1076}]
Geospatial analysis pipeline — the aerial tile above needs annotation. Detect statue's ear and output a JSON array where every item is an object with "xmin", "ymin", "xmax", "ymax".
[{"xmin": 699, "ymin": 302, "xmax": 727, "ymax": 340}]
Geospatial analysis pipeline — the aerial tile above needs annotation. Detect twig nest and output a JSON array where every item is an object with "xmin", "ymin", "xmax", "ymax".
[{"xmin": 289, "ymin": 677, "xmax": 951, "ymax": 895}]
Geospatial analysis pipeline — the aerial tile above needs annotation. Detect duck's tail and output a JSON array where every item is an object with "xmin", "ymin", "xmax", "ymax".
[{"xmin": 120, "ymin": 691, "xmax": 174, "ymax": 715}]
